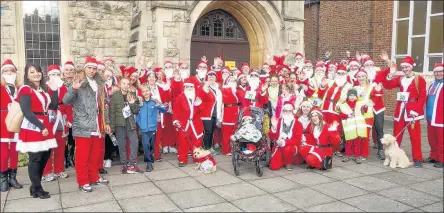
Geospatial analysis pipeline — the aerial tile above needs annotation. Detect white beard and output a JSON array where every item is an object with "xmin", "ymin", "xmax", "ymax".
[
  {"xmin": 2, "ymin": 73, "xmax": 16, "ymax": 85},
  {"xmin": 228, "ymin": 82, "xmax": 237, "ymax": 91},
  {"xmin": 304, "ymin": 69, "xmax": 313, "ymax": 78},
  {"xmin": 106, "ymin": 79, "xmax": 113, "ymax": 87},
  {"xmin": 349, "ymin": 69, "xmax": 358, "ymax": 80},
  {"xmin": 165, "ymin": 69, "xmax": 173, "ymax": 79},
  {"xmin": 184, "ymin": 89, "xmax": 196, "ymax": 99},
  {"xmin": 335, "ymin": 76, "xmax": 347, "ymax": 86},
  {"xmin": 327, "ymin": 71, "xmax": 335, "ymax": 80},
  {"xmin": 181, "ymin": 70, "xmax": 190, "ymax": 79},
  {"xmin": 282, "ymin": 114, "xmax": 294, "ymax": 126},
  {"xmin": 197, "ymin": 70, "xmax": 206, "ymax": 79},
  {"xmin": 314, "ymin": 73, "xmax": 324, "ymax": 86},
  {"xmin": 249, "ymin": 78, "xmax": 260, "ymax": 90}
]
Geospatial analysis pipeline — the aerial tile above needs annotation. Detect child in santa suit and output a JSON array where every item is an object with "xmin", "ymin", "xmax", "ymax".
[
  {"xmin": 221, "ymin": 76, "xmax": 240, "ymax": 155},
  {"xmin": 338, "ymin": 89, "xmax": 368, "ymax": 164},
  {"xmin": 0, "ymin": 59, "xmax": 23, "ymax": 192},
  {"xmin": 268, "ymin": 104, "xmax": 303, "ymax": 171},
  {"xmin": 42, "ymin": 65, "xmax": 70, "ymax": 181},
  {"xmin": 425, "ymin": 63, "xmax": 443, "ymax": 168}
]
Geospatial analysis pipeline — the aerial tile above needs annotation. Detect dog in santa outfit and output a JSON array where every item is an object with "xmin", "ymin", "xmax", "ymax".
[
  {"xmin": 268, "ymin": 103, "xmax": 303, "ymax": 171},
  {"xmin": 193, "ymin": 147, "xmax": 217, "ymax": 173},
  {"xmin": 383, "ymin": 56, "xmax": 426, "ymax": 168},
  {"xmin": 425, "ymin": 63, "xmax": 443, "ymax": 168}
]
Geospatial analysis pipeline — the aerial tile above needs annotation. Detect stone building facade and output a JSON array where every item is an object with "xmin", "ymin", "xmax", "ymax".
[{"xmin": 1, "ymin": 0, "xmax": 305, "ymax": 77}]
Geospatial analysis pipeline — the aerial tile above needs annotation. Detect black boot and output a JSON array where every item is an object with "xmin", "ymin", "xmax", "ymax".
[
  {"xmin": 8, "ymin": 169, "xmax": 23, "ymax": 189},
  {"xmin": 30, "ymin": 185, "xmax": 50, "ymax": 199},
  {"xmin": 0, "ymin": 171, "xmax": 9, "ymax": 192},
  {"xmin": 322, "ymin": 156, "xmax": 332, "ymax": 170},
  {"xmin": 376, "ymin": 149, "xmax": 385, "ymax": 160}
]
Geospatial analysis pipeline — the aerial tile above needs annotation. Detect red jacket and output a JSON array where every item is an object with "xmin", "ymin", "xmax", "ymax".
[
  {"xmin": 172, "ymin": 93, "xmax": 206, "ymax": 140},
  {"xmin": 221, "ymin": 87, "xmax": 240, "ymax": 125},
  {"xmin": 383, "ymin": 73, "xmax": 427, "ymax": 121},
  {"xmin": 305, "ymin": 123, "xmax": 341, "ymax": 157},
  {"xmin": 0, "ymin": 85, "xmax": 16, "ymax": 142},
  {"xmin": 427, "ymin": 81, "xmax": 443, "ymax": 127},
  {"xmin": 318, "ymin": 82, "xmax": 353, "ymax": 115},
  {"xmin": 237, "ymin": 85, "xmax": 268, "ymax": 108},
  {"xmin": 269, "ymin": 117, "xmax": 303, "ymax": 148},
  {"xmin": 48, "ymin": 85, "xmax": 69, "ymax": 134}
]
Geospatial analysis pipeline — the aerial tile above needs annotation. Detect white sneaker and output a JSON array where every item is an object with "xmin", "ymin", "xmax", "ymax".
[
  {"xmin": 169, "ymin": 146, "xmax": 177, "ymax": 153},
  {"xmin": 42, "ymin": 174, "xmax": 56, "ymax": 182},
  {"xmin": 104, "ymin": 159, "xmax": 112, "ymax": 168},
  {"xmin": 56, "ymin": 172, "xmax": 69, "ymax": 179},
  {"xmin": 214, "ymin": 143, "xmax": 220, "ymax": 149},
  {"xmin": 79, "ymin": 184, "xmax": 92, "ymax": 192},
  {"xmin": 163, "ymin": 146, "xmax": 169, "ymax": 154}
]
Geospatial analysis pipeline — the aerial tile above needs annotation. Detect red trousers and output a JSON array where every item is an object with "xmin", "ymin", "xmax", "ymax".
[
  {"xmin": 394, "ymin": 119, "xmax": 423, "ymax": 162},
  {"xmin": 75, "ymin": 136, "xmax": 101, "ymax": 186},
  {"xmin": 427, "ymin": 121, "xmax": 443, "ymax": 163},
  {"xmin": 0, "ymin": 142, "xmax": 18, "ymax": 172},
  {"xmin": 177, "ymin": 129, "xmax": 202, "ymax": 164},
  {"xmin": 213, "ymin": 127, "xmax": 222, "ymax": 146},
  {"xmin": 323, "ymin": 112, "xmax": 343, "ymax": 152},
  {"xmin": 360, "ymin": 129, "xmax": 370, "ymax": 157},
  {"xmin": 43, "ymin": 131, "xmax": 65, "ymax": 175},
  {"xmin": 345, "ymin": 138, "xmax": 362, "ymax": 157},
  {"xmin": 269, "ymin": 145, "xmax": 296, "ymax": 170},
  {"xmin": 162, "ymin": 114, "xmax": 176, "ymax": 148},
  {"xmin": 221, "ymin": 125, "xmax": 235, "ymax": 155},
  {"xmin": 155, "ymin": 123, "xmax": 163, "ymax": 160}
]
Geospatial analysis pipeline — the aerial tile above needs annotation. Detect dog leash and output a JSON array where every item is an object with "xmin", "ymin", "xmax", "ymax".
[
  {"xmin": 394, "ymin": 120, "xmax": 414, "ymax": 139},
  {"xmin": 178, "ymin": 127, "xmax": 197, "ymax": 149}
]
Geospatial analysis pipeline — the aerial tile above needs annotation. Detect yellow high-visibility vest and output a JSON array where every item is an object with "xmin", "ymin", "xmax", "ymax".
[
  {"xmin": 339, "ymin": 101, "xmax": 368, "ymax": 141},
  {"xmin": 356, "ymin": 84, "xmax": 374, "ymax": 119}
]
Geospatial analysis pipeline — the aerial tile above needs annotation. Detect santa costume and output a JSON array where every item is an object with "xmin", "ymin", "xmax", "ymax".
[
  {"xmin": 383, "ymin": 56, "xmax": 426, "ymax": 165},
  {"xmin": 426, "ymin": 63, "xmax": 443, "ymax": 168},
  {"xmin": 0, "ymin": 59, "xmax": 23, "ymax": 191},
  {"xmin": 237, "ymin": 71, "xmax": 268, "ymax": 108},
  {"xmin": 221, "ymin": 76, "xmax": 240, "ymax": 155},
  {"xmin": 268, "ymin": 104, "xmax": 303, "ymax": 171}
]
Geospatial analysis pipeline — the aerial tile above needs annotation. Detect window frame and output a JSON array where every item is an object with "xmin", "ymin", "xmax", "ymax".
[{"xmin": 391, "ymin": 0, "xmax": 443, "ymax": 74}]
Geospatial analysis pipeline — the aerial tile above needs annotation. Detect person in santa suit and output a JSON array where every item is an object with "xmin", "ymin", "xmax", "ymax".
[
  {"xmin": 102, "ymin": 57, "xmax": 115, "ymax": 68},
  {"xmin": 221, "ymin": 66, "xmax": 231, "ymax": 85},
  {"xmin": 42, "ymin": 65, "xmax": 70, "ymax": 182},
  {"xmin": 259, "ymin": 63, "xmax": 272, "ymax": 84},
  {"xmin": 306, "ymin": 63, "xmax": 326, "ymax": 107},
  {"xmin": 326, "ymin": 61, "xmax": 337, "ymax": 83},
  {"xmin": 188, "ymin": 60, "xmax": 208, "ymax": 91},
  {"xmin": 292, "ymin": 52, "xmax": 305, "ymax": 74},
  {"xmin": 348, "ymin": 58, "xmax": 361, "ymax": 86},
  {"xmin": 63, "ymin": 57, "xmax": 110, "ymax": 192},
  {"xmin": 382, "ymin": 56, "xmax": 426, "ymax": 168},
  {"xmin": 317, "ymin": 64, "xmax": 353, "ymax": 156},
  {"xmin": 294, "ymin": 70, "xmax": 316, "ymax": 108},
  {"xmin": 62, "ymin": 61, "xmax": 76, "ymax": 169},
  {"xmin": 172, "ymin": 78, "xmax": 210, "ymax": 167},
  {"xmin": 221, "ymin": 76, "xmax": 240, "ymax": 155},
  {"xmin": 163, "ymin": 61, "xmax": 174, "ymax": 81},
  {"xmin": 267, "ymin": 75, "xmax": 281, "ymax": 115},
  {"xmin": 122, "ymin": 66, "xmax": 142, "ymax": 98},
  {"xmin": 179, "ymin": 62, "xmax": 191, "ymax": 80},
  {"xmin": 294, "ymin": 100, "xmax": 313, "ymax": 164},
  {"xmin": 269, "ymin": 104, "xmax": 303, "ymax": 171},
  {"xmin": 97, "ymin": 61, "xmax": 105, "ymax": 75},
  {"xmin": 361, "ymin": 57, "xmax": 381, "ymax": 84},
  {"xmin": 17, "ymin": 63, "xmax": 59, "ymax": 198},
  {"xmin": 209, "ymin": 56, "xmax": 224, "ymax": 82},
  {"xmin": 304, "ymin": 107, "xmax": 341, "ymax": 169},
  {"xmin": 237, "ymin": 70, "xmax": 269, "ymax": 108},
  {"xmin": 425, "ymin": 63, "xmax": 443, "ymax": 168},
  {"xmin": 0, "ymin": 59, "xmax": 23, "ymax": 192},
  {"xmin": 274, "ymin": 84, "xmax": 296, "ymax": 119},
  {"xmin": 233, "ymin": 67, "xmax": 242, "ymax": 79},
  {"xmin": 241, "ymin": 62, "xmax": 250, "ymax": 76}
]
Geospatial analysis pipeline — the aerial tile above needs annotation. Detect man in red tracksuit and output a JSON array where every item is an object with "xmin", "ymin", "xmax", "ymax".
[{"xmin": 383, "ymin": 56, "xmax": 426, "ymax": 168}]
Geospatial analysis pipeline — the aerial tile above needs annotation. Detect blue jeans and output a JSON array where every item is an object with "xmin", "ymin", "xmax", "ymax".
[{"xmin": 141, "ymin": 131, "xmax": 156, "ymax": 166}]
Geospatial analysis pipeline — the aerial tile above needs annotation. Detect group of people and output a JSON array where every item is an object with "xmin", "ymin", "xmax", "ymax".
[{"xmin": 0, "ymin": 49, "xmax": 442, "ymax": 198}]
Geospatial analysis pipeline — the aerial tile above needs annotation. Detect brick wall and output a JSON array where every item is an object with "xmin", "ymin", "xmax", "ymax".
[{"xmin": 304, "ymin": 3, "xmax": 319, "ymax": 61}]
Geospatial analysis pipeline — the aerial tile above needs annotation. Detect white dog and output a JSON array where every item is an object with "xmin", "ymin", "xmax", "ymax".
[
  {"xmin": 193, "ymin": 147, "xmax": 217, "ymax": 174},
  {"xmin": 381, "ymin": 134, "xmax": 412, "ymax": 169}
]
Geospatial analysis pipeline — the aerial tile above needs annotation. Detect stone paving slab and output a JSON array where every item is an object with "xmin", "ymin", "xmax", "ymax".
[
  {"xmin": 63, "ymin": 201, "xmax": 123, "ymax": 212},
  {"xmin": 305, "ymin": 201, "xmax": 364, "ymax": 212},
  {"xmin": 210, "ymin": 181, "xmax": 267, "ymax": 201},
  {"xmin": 410, "ymin": 179, "xmax": 444, "ymax": 198},
  {"xmin": 144, "ymin": 168, "xmax": 189, "ymax": 181},
  {"xmin": 377, "ymin": 187, "xmax": 442, "ymax": 208},
  {"xmin": 310, "ymin": 181, "xmax": 370, "ymax": 200},
  {"xmin": 153, "ymin": 177, "xmax": 204, "ymax": 194},
  {"xmin": 344, "ymin": 176, "xmax": 399, "ymax": 192},
  {"xmin": 313, "ymin": 166, "xmax": 366, "ymax": 180},
  {"xmin": 370, "ymin": 171, "xmax": 427, "ymax": 185},
  {"xmin": 110, "ymin": 182, "xmax": 163, "ymax": 200},
  {"xmin": 183, "ymin": 202, "xmax": 243, "ymax": 212},
  {"xmin": 274, "ymin": 187, "xmax": 336, "ymax": 209},
  {"xmin": 61, "ymin": 187, "xmax": 114, "ymax": 208},
  {"xmin": 168, "ymin": 188, "xmax": 225, "ymax": 209},
  {"xmin": 231, "ymin": 194, "xmax": 296, "ymax": 212},
  {"xmin": 3, "ymin": 194, "xmax": 61, "ymax": 212},
  {"xmin": 420, "ymin": 201, "xmax": 443, "ymax": 212},
  {"xmin": 342, "ymin": 194, "xmax": 414, "ymax": 212},
  {"xmin": 283, "ymin": 172, "xmax": 335, "ymax": 186},
  {"xmin": 249, "ymin": 177, "xmax": 304, "ymax": 193},
  {"xmin": 118, "ymin": 194, "xmax": 180, "ymax": 212}
]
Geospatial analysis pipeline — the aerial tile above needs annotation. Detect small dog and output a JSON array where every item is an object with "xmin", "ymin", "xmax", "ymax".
[
  {"xmin": 193, "ymin": 147, "xmax": 217, "ymax": 173},
  {"xmin": 381, "ymin": 134, "xmax": 412, "ymax": 169}
]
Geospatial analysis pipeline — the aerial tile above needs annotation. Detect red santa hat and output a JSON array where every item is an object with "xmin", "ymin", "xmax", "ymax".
[
  {"xmin": 340, "ymin": 59, "xmax": 349, "ymax": 65},
  {"xmin": 222, "ymin": 66, "xmax": 231, "ymax": 73},
  {"xmin": 47, "ymin": 64, "xmax": 61, "ymax": 75},
  {"xmin": 122, "ymin": 66, "xmax": 137, "ymax": 78},
  {"xmin": 237, "ymin": 73, "xmax": 246, "ymax": 80},
  {"xmin": 164, "ymin": 60, "xmax": 172, "ymax": 67},
  {"xmin": 224, "ymin": 75, "xmax": 236, "ymax": 85},
  {"xmin": 63, "ymin": 61, "xmax": 75, "ymax": 70},
  {"xmin": 348, "ymin": 58, "xmax": 360, "ymax": 67},
  {"xmin": 283, "ymin": 103, "xmax": 295, "ymax": 111},
  {"xmin": 207, "ymin": 70, "xmax": 216, "ymax": 76},
  {"xmin": 295, "ymin": 52, "xmax": 304, "ymax": 58},
  {"xmin": 362, "ymin": 57, "xmax": 374, "ymax": 66},
  {"xmin": 336, "ymin": 64, "xmax": 347, "ymax": 73},
  {"xmin": 153, "ymin": 67, "xmax": 163, "ymax": 73},
  {"xmin": 400, "ymin": 56, "xmax": 416, "ymax": 68},
  {"xmin": 315, "ymin": 64, "xmax": 326, "ymax": 71},
  {"xmin": 354, "ymin": 68, "xmax": 368, "ymax": 78},
  {"xmin": 1, "ymin": 59, "xmax": 17, "ymax": 72},
  {"xmin": 242, "ymin": 107, "xmax": 252, "ymax": 119},
  {"xmin": 197, "ymin": 60, "xmax": 207, "ymax": 68},
  {"xmin": 184, "ymin": 78, "xmax": 195, "ymax": 87},
  {"xmin": 250, "ymin": 69, "xmax": 260, "ymax": 77},
  {"xmin": 326, "ymin": 61, "xmax": 337, "ymax": 68},
  {"xmin": 241, "ymin": 62, "xmax": 249, "ymax": 68},
  {"xmin": 84, "ymin": 56, "xmax": 97, "ymax": 68},
  {"xmin": 262, "ymin": 62, "xmax": 270, "ymax": 68},
  {"xmin": 217, "ymin": 56, "xmax": 224, "ymax": 62},
  {"xmin": 310, "ymin": 107, "xmax": 323, "ymax": 117},
  {"xmin": 304, "ymin": 60, "xmax": 313, "ymax": 66},
  {"xmin": 433, "ymin": 63, "xmax": 443, "ymax": 72},
  {"xmin": 97, "ymin": 61, "xmax": 105, "ymax": 70}
]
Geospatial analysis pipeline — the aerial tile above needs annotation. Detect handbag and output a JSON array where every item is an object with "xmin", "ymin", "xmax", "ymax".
[{"xmin": 5, "ymin": 100, "xmax": 24, "ymax": 133}]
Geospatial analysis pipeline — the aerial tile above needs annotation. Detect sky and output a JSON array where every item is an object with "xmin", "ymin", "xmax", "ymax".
[{"xmin": 22, "ymin": 1, "xmax": 59, "ymax": 17}]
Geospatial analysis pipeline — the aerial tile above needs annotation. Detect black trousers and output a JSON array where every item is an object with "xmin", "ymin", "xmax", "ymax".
[
  {"xmin": 202, "ymin": 118, "xmax": 217, "ymax": 150},
  {"xmin": 65, "ymin": 128, "xmax": 75, "ymax": 158},
  {"xmin": 104, "ymin": 134, "xmax": 116, "ymax": 160},
  {"xmin": 28, "ymin": 150, "xmax": 51, "ymax": 187},
  {"xmin": 373, "ymin": 111, "xmax": 385, "ymax": 150}
]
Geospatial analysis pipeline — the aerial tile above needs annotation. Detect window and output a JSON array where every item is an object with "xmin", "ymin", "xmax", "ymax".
[
  {"xmin": 23, "ymin": 1, "xmax": 61, "ymax": 71},
  {"xmin": 392, "ymin": 0, "xmax": 443, "ymax": 73},
  {"xmin": 192, "ymin": 9, "xmax": 247, "ymax": 41}
]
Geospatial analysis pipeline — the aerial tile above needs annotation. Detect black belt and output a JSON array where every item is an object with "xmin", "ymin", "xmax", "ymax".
[
  {"xmin": 224, "ymin": 103, "xmax": 240, "ymax": 107},
  {"xmin": 318, "ymin": 144, "xmax": 332, "ymax": 148},
  {"xmin": 328, "ymin": 99, "xmax": 337, "ymax": 103},
  {"xmin": 188, "ymin": 118, "xmax": 193, "ymax": 121},
  {"xmin": 34, "ymin": 111, "xmax": 48, "ymax": 116},
  {"xmin": 400, "ymin": 98, "xmax": 418, "ymax": 103}
]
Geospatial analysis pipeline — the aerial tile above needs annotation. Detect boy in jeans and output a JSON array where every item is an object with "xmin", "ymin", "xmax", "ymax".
[
  {"xmin": 109, "ymin": 78, "xmax": 142, "ymax": 173},
  {"xmin": 136, "ymin": 85, "xmax": 167, "ymax": 172}
]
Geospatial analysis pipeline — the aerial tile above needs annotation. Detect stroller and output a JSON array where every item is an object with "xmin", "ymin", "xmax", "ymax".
[{"xmin": 231, "ymin": 107, "xmax": 268, "ymax": 177}]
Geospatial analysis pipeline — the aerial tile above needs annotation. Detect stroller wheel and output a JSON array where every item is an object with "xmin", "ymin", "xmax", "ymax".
[
  {"xmin": 232, "ymin": 152, "xmax": 239, "ymax": 176},
  {"xmin": 265, "ymin": 149, "xmax": 271, "ymax": 167},
  {"xmin": 255, "ymin": 159, "xmax": 263, "ymax": 177}
]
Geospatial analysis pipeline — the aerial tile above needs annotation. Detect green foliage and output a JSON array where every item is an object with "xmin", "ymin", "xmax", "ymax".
[{"xmin": 18, "ymin": 153, "xmax": 29, "ymax": 167}]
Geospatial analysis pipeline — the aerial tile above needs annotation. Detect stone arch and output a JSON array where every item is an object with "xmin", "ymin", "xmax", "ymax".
[{"xmin": 184, "ymin": 0, "xmax": 285, "ymax": 68}]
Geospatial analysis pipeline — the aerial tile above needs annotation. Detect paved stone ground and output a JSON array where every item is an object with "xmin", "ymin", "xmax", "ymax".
[{"xmin": 1, "ymin": 120, "xmax": 442, "ymax": 212}]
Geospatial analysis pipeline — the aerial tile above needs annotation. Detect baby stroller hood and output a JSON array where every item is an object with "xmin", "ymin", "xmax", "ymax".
[{"xmin": 238, "ymin": 107, "xmax": 264, "ymax": 131}]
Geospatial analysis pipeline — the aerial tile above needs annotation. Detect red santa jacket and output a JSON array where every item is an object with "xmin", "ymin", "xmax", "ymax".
[
  {"xmin": 150, "ymin": 83, "xmax": 172, "ymax": 127},
  {"xmin": 305, "ymin": 122, "xmax": 341, "ymax": 157},
  {"xmin": 427, "ymin": 81, "xmax": 443, "ymax": 127},
  {"xmin": 170, "ymin": 78, "xmax": 184, "ymax": 100},
  {"xmin": 296, "ymin": 78, "xmax": 316, "ymax": 97},
  {"xmin": 269, "ymin": 117, "xmax": 303, "ymax": 148},
  {"xmin": 383, "ymin": 73, "xmax": 427, "ymax": 121},
  {"xmin": 237, "ymin": 85, "xmax": 268, "ymax": 108},
  {"xmin": 200, "ymin": 86, "xmax": 217, "ymax": 121},
  {"xmin": 221, "ymin": 87, "xmax": 240, "ymax": 125},
  {"xmin": 318, "ymin": 82, "xmax": 353, "ymax": 115},
  {"xmin": 0, "ymin": 85, "xmax": 17, "ymax": 142},
  {"xmin": 48, "ymin": 85, "xmax": 69, "ymax": 134},
  {"xmin": 172, "ymin": 93, "xmax": 207, "ymax": 140}
]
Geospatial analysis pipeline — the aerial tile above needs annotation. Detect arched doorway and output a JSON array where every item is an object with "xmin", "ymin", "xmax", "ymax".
[{"xmin": 190, "ymin": 9, "xmax": 250, "ymax": 73}]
